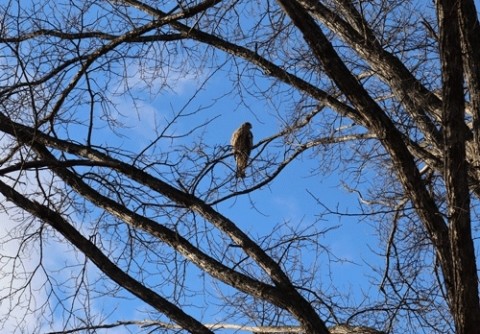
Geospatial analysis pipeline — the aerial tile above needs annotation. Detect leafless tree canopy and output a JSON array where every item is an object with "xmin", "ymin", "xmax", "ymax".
[{"xmin": 0, "ymin": 0, "xmax": 479, "ymax": 333}]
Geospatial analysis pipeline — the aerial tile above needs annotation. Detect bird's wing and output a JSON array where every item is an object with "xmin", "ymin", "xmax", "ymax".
[
  {"xmin": 231, "ymin": 126, "xmax": 242, "ymax": 148},
  {"xmin": 247, "ymin": 130, "xmax": 253, "ymax": 148}
]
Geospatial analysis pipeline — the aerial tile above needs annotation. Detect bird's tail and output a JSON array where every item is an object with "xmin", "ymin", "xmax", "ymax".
[
  {"xmin": 236, "ymin": 168, "xmax": 246, "ymax": 178},
  {"xmin": 235, "ymin": 154, "xmax": 248, "ymax": 178}
]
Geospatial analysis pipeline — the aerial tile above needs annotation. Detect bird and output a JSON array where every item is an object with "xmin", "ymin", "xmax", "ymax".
[{"xmin": 230, "ymin": 122, "xmax": 253, "ymax": 178}]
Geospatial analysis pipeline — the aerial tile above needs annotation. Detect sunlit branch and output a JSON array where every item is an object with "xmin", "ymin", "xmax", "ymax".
[
  {"xmin": 0, "ymin": 159, "xmax": 112, "ymax": 175},
  {"xmin": 0, "ymin": 30, "xmax": 185, "ymax": 43},
  {"xmin": 47, "ymin": 319, "xmax": 386, "ymax": 334}
]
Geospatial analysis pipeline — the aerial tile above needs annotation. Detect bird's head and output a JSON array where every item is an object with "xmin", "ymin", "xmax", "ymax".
[{"xmin": 244, "ymin": 122, "xmax": 252, "ymax": 129}]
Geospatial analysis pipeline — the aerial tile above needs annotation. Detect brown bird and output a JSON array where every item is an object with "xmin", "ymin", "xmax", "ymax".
[{"xmin": 231, "ymin": 122, "xmax": 253, "ymax": 178}]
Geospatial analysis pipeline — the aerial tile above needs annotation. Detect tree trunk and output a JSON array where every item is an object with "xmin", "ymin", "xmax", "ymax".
[{"xmin": 438, "ymin": 0, "xmax": 480, "ymax": 333}]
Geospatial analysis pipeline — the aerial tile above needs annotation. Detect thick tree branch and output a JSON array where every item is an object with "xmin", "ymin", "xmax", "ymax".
[{"xmin": 0, "ymin": 180, "xmax": 215, "ymax": 334}]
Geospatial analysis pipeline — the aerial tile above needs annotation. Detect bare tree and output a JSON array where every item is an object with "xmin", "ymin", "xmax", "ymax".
[{"xmin": 0, "ymin": 0, "xmax": 478, "ymax": 333}]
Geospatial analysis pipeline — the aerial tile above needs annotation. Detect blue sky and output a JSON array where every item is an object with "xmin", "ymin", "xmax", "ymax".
[
  {"xmin": 17, "ymin": 40, "xmax": 382, "ymax": 331},
  {"xmin": 2, "ymin": 1, "xmax": 473, "ymax": 332},
  {"xmin": 103, "ymin": 49, "xmax": 385, "ymax": 326}
]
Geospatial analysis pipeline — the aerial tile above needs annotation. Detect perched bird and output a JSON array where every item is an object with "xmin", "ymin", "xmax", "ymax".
[{"xmin": 230, "ymin": 122, "xmax": 253, "ymax": 178}]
